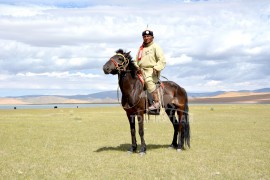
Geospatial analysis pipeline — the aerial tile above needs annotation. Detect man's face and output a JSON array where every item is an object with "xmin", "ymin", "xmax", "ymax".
[{"xmin": 143, "ymin": 35, "xmax": 154, "ymax": 44}]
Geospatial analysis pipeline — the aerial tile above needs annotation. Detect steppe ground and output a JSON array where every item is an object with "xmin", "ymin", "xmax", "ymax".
[{"xmin": 0, "ymin": 104, "xmax": 269, "ymax": 179}]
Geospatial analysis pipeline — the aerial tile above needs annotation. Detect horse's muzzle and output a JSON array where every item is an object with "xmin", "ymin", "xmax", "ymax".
[{"xmin": 103, "ymin": 65, "xmax": 110, "ymax": 74}]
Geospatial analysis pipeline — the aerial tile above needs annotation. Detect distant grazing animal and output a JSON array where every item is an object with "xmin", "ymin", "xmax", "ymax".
[{"xmin": 103, "ymin": 49, "xmax": 190, "ymax": 154}]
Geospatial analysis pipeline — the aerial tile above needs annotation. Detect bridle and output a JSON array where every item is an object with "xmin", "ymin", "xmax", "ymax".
[
  {"xmin": 110, "ymin": 53, "xmax": 144, "ymax": 109},
  {"xmin": 110, "ymin": 53, "xmax": 129, "ymax": 72}
]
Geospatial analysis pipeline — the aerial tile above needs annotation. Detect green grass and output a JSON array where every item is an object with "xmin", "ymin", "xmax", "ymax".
[{"xmin": 0, "ymin": 105, "xmax": 269, "ymax": 179}]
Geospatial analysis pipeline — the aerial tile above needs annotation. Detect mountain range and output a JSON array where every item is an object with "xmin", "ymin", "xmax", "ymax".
[{"xmin": 1, "ymin": 88, "xmax": 270, "ymax": 105}]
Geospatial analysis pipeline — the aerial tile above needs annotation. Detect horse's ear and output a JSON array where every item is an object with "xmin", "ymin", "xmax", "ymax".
[
  {"xmin": 125, "ymin": 51, "xmax": 132, "ymax": 60},
  {"xmin": 126, "ymin": 51, "xmax": 131, "ymax": 56}
]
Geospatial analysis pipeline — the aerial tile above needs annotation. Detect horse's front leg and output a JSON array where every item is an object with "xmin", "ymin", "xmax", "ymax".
[
  {"xmin": 137, "ymin": 112, "xmax": 146, "ymax": 154},
  {"xmin": 127, "ymin": 112, "xmax": 137, "ymax": 153}
]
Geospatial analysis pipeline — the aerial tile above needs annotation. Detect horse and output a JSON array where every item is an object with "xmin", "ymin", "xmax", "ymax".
[{"xmin": 103, "ymin": 49, "xmax": 190, "ymax": 154}]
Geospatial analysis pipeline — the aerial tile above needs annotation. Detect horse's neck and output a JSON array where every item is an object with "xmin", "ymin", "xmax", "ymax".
[
  {"xmin": 119, "ymin": 72, "xmax": 141, "ymax": 96},
  {"xmin": 118, "ymin": 72, "xmax": 144, "ymax": 108}
]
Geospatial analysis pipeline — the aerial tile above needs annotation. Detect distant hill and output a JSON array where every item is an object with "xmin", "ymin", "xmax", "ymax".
[
  {"xmin": 253, "ymin": 88, "xmax": 270, "ymax": 93},
  {"xmin": 189, "ymin": 92, "xmax": 270, "ymax": 104},
  {"xmin": 187, "ymin": 91, "xmax": 225, "ymax": 98},
  {"xmin": 63, "ymin": 91, "xmax": 119, "ymax": 100}
]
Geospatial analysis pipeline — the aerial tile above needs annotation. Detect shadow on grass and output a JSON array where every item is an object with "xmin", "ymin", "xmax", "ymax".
[{"xmin": 95, "ymin": 144, "xmax": 169, "ymax": 152}]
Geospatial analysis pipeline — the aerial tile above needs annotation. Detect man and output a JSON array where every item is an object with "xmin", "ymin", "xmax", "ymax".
[{"xmin": 134, "ymin": 29, "xmax": 166, "ymax": 110}]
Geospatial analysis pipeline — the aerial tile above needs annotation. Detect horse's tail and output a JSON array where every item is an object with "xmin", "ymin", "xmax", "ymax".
[{"xmin": 183, "ymin": 93, "xmax": 190, "ymax": 148}]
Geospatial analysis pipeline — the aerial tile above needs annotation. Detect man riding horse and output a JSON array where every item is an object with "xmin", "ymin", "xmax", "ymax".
[
  {"xmin": 134, "ymin": 29, "xmax": 166, "ymax": 111},
  {"xmin": 103, "ymin": 29, "xmax": 190, "ymax": 153}
]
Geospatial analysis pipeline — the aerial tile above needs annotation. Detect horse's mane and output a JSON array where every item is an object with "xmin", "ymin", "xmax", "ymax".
[{"xmin": 115, "ymin": 49, "xmax": 138, "ymax": 75}]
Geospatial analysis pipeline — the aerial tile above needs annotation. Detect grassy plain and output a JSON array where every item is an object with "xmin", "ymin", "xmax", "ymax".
[{"xmin": 0, "ymin": 104, "xmax": 269, "ymax": 179}]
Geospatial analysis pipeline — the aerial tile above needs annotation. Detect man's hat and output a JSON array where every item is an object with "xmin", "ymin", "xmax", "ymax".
[{"xmin": 142, "ymin": 29, "xmax": 153, "ymax": 36}]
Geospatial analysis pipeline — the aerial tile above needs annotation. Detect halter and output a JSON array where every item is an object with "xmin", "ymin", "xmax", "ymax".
[{"xmin": 110, "ymin": 53, "xmax": 129, "ymax": 72}]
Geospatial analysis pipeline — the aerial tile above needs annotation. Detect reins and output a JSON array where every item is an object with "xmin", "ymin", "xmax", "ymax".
[{"xmin": 117, "ymin": 71, "xmax": 145, "ymax": 110}]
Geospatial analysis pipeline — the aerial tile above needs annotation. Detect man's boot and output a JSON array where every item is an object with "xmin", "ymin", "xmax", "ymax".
[{"xmin": 149, "ymin": 89, "xmax": 160, "ymax": 110}]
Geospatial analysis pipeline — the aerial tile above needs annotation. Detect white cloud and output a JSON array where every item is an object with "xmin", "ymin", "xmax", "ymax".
[
  {"xmin": 205, "ymin": 80, "xmax": 222, "ymax": 87},
  {"xmin": 0, "ymin": 5, "xmax": 48, "ymax": 17},
  {"xmin": 17, "ymin": 71, "xmax": 100, "ymax": 78},
  {"xmin": 167, "ymin": 54, "xmax": 193, "ymax": 65},
  {"xmin": 0, "ymin": 0, "xmax": 270, "ymax": 96}
]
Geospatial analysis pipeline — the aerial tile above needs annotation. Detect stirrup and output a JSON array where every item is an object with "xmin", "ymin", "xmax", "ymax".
[
  {"xmin": 149, "ymin": 103, "xmax": 160, "ymax": 111},
  {"xmin": 148, "ymin": 104, "xmax": 160, "ymax": 115}
]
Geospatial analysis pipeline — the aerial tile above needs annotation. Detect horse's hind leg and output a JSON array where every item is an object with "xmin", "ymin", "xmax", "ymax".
[
  {"xmin": 166, "ymin": 107, "xmax": 178, "ymax": 148},
  {"xmin": 177, "ymin": 111, "xmax": 184, "ymax": 150},
  {"xmin": 127, "ymin": 113, "xmax": 137, "ymax": 152}
]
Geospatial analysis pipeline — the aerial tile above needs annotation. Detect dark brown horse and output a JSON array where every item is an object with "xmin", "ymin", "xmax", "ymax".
[{"xmin": 103, "ymin": 49, "xmax": 190, "ymax": 154}]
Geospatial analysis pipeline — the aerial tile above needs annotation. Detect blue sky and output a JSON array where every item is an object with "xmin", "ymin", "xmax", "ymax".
[{"xmin": 0, "ymin": 0, "xmax": 269, "ymax": 97}]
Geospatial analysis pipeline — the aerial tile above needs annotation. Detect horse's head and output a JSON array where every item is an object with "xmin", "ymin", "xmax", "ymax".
[{"xmin": 103, "ymin": 49, "xmax": 131, "ymax": 75}]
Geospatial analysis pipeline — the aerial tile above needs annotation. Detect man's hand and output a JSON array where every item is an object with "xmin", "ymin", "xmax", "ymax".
[
  {"xmin": 153, "ymin": 68, "xmax": 158, "ymax": 75},
  {"xmin": 137, "ymin": 68, "xmax": 143, "ymax": 74}
]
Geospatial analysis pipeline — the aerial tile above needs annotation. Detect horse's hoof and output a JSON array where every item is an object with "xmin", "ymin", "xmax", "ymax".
[
  {"xmin": 127, "ymin": 150, "xmax": 133, "ymax": 155},
  {"xmin": 128, "ymin": 145, "xmax": 137, "ymax": 153},
  {"xmin": 177, "ymin": 149, "xmax": 182, "ymax": 153},
  {"xmin": 139, "ymin": 146, "xmax": 146, "ymax": 156},
  {"xmin": 139, "ymin": 152, "xmax": 146, "ymax": 156},
  {"xmin": 168, "ymin": 144, "xmax": 177, "ymax": 149},
  {"xmin": 128, "ymin": 148, "xmax": 136, "ymax": 152}
]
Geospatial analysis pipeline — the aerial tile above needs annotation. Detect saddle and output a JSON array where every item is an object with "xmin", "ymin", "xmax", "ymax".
[{"xmin": 137, "ymin": 73, "xmax": 164, "ymax": 115}]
